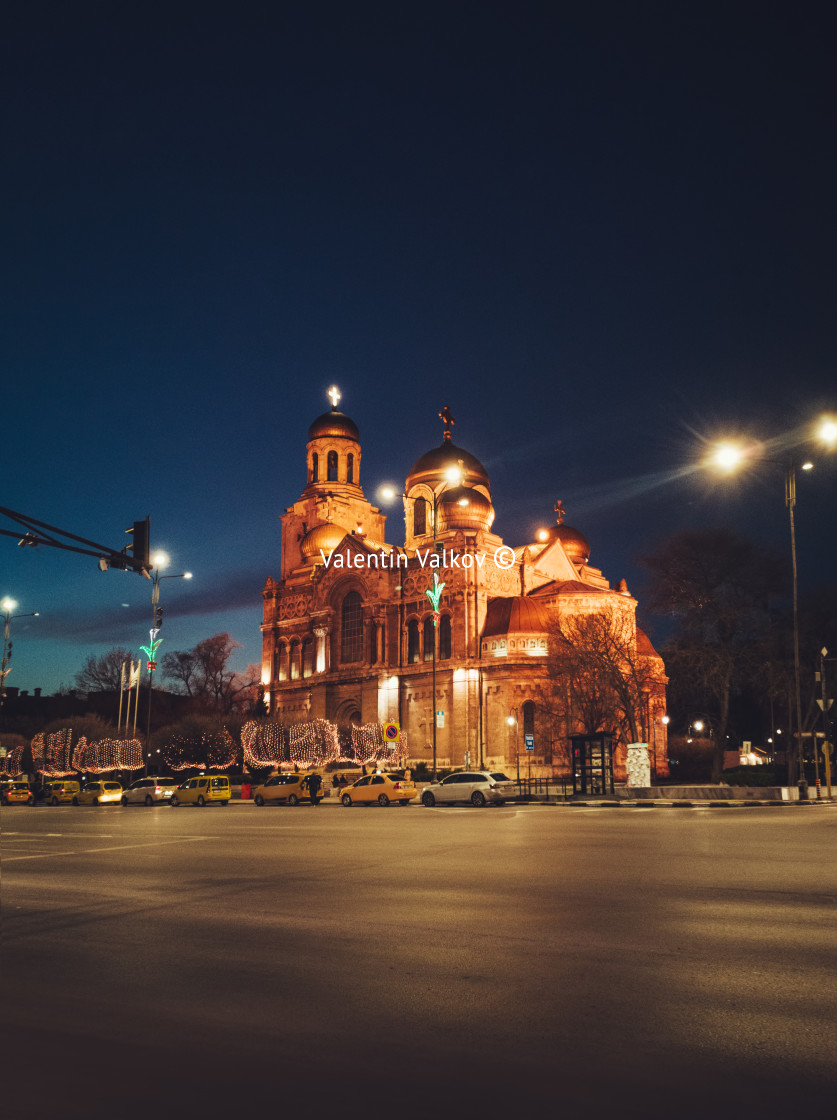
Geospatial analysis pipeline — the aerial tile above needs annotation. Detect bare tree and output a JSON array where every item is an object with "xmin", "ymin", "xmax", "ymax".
[
  {"xmin": 75, "ymin": 649, "xmax": 135, "ymax": 693},
  {"xmin": 641, "ymin": 527, "xmax": 785, "ymax": 782},
  {"xmin": 546, "ymin": 604, "xmax": 662, "ymax": 747},
  {"xmin": 161, "ymin": 633, "xmax": 248, "ymax": 715}
]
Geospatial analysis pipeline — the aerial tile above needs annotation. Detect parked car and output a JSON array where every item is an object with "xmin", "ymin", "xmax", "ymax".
[
  {"xmin": 75, "ymin": 780, "xmax": 123, "ymax": 805},
  {"xmin": 1, "ymin": 781, "xmax": 34, "ymax": 805},
  {"xmin": 340, "ymin": 771, "xmax": 417, "ymax": 807},
  {"xmin": 43, "ymin": 779, "xmax": 82, "ymax": 805},
  {"xmin": 420, "ymin": 771, "xmax": 518, "ymax": 807},
  {"xmin": 253, "ymin": 773, "xmax": 324, "ymax": 806},
  {"xmin": 171, "ymin": 774, "xmax": 230, "ymax": 806},
  {"xmin": 121, "ymin": 777, "xmax": 178, "ymax": 806}
]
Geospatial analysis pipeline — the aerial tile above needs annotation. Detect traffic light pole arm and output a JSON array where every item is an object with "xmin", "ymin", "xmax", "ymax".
[{"xmin": 0, "ymin": 505, "xmax": 150, "ymax": 576}]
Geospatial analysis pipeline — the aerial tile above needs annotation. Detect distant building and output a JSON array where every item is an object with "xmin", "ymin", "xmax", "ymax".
[{"xmin": 261, "ymin": 391, "xmax": 668, "ymax": 777}]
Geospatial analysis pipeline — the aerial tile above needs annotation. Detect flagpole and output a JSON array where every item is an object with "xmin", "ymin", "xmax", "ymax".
[
  {"xmin": 132, "ymin": 662, "xmax": 140, "ymax": 737},
  {"xmin": 117, "ymin": 661, "xmax": 126, "ymax": 732}
]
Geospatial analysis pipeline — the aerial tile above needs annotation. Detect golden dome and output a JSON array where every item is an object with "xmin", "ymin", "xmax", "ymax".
[
  {"xmin": 307, "ymin": 409, "xmax": 360, "ymax": 442},
  {"xmin": 555, "ymin": 525, "xmax": 590, "ymax": 565},
  {"xmin": 533, "ymin": 523, "xmax": 590, "ymax": 565},
  {"xmin": 482, "ymin": 595, "xmax": 551, "ymax": 638},
  {"xmin": 438, "ymin": 485, "xmax": 494, "ymax": 532},
  {"xmin": 299, "ymin": 523, "xmax": 348, "ymax": 561},
  {"xmin": 406, "ymin": 441, "xmax": 490, "ymax": 491}
]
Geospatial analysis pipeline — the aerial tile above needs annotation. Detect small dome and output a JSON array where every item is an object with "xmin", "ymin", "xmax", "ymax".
[
  {"xmin": 534, "ymin": 523, "xmax": 590, "ymax": 564},
  {"xmin": 307, "ymin": 409, "xmax": 360, "ymax": 442},
  {"xmin": 300, "ymin": 523, "xmax": 348, "ymax": 561},
  {"xmin": 555, "ymin": 524, "xmax": 590, "ymax": 565},
  {"xmin": 438, "ymin": 485, "xmax": 494, "ymax": 532},
  {"xmin": 482, "ymin": 595, "xmax": 551, "ymax": 638},
  {"xmin": 406, "ymin": 441, "xmax": 490, "ymax": 491}
]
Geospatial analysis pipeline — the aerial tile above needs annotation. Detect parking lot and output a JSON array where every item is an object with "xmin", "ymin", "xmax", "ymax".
[{"xmin": 3, "ymin": 803, "xmax": 836, "ymax": 1120}]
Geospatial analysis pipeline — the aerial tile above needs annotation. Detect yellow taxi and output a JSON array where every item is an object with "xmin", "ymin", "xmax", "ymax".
[
  {"xmin": 340, "ymin": 770, "xmax": 417, "ymax": 807},
  {"xmin": 75, "ymin": 780, "xmax": 124, "ymax": 805},
  {"xmin": 44, "ymin": 779, "xmax": 81, "ymax": 805},
  {"xmin": 253, "ymin": 772, "xmax": 325, "ymax": 806},
  {"xmin": 170, "ymin": 774, "xmax": 231, "ymax": 806},
  {"xmin": 1, "ymin": 781, "xmax": 34, "ymax": 805}
]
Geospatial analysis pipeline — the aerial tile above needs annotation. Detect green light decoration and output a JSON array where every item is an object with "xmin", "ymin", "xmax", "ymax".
[
  {"xmin": 140, "ymin": 636, "xmax": 163, "ymax": 664},
  {"xmin": 425, "ymin": 572, "xmax": 445, "ymax": 626}
]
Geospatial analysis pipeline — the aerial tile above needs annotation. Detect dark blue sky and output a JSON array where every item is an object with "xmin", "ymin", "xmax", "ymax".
[{"xmin": 4, "ymin": 1, "xmax": 835, "ymax": 695}]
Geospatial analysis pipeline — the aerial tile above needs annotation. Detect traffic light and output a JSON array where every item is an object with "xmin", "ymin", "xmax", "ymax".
[
  {"xmin": 154, "ymin": 606, "xmax": 163, "ymax": 629},
  {"xmin": 126, "ymin": 517, "xmax": 150, "ymax": 573}
]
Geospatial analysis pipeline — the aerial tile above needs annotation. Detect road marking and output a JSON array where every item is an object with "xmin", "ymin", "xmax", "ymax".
[{"xmin": 3, "ymin": 836, "xmax": 210, "ymax": 862}]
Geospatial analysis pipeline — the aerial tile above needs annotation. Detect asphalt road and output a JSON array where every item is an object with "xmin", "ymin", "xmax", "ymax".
[{"xmin": 2, "ymin": 801, "xmax": 836, "ymax": 1120}]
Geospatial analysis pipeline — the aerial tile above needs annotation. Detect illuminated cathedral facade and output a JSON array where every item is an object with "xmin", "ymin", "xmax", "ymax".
[{"xmin": 261, "ymin": 390, "xmax": 668, "ymax": 778}]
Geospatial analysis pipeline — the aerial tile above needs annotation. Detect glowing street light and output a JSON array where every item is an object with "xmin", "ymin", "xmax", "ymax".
[
  {"xmin": 709, "ymin": 442, "xmax": 747, "ymax": 473},
  {"xmin": 705, "ymin": 417, "xmax": 836, "ymax": 796},
  {"xmin": 144, "ymin": 557, "xmax": 193, "ymax": 772},
  {"xmin": 818, "ymin": 416, "xmax": 837, "ymax": 447},
  {"xmin": 1, "ymin": 598, "xmax": 39, "ymax": 706}
]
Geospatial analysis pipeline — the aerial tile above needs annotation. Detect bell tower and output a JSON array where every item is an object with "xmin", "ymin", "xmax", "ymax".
[{"xmin": 279, "ymin": 387, "xmax": 387, "ymax": 581}]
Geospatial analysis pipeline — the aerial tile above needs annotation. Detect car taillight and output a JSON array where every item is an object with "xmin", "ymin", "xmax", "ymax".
[{"xmin": 392, "ymin": 782, "xmax": 402, "ymax": 790}]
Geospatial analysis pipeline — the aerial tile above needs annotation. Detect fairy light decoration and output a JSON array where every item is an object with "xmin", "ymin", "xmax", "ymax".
[
  {"xmin": 0, "ymin": 743, "xmax": 25, "ymax": 776},
  {"xmin": 73, "ymin": 737, "xmax": 143, "ymax": 773},
  {"xmin": 242, "ymin": 721, "xmax": 290, "ymax": 767},
  {"xmin": 40, "ymin": 728, "xmax": 75, "ymax": 776},
  {"xmin": 351, "ymin": 722, "xmax": 408, "ymax": 766},
  {"xmin": 164, "ymin": 729, "xmax": 237, "ymax": 771}
]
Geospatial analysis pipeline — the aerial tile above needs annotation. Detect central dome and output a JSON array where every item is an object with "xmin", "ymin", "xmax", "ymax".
[
  {"xmin": 406, "ymin": 440, "xmax": 490, "ymax": 491},
  {"xmin": 308, "ymin": 409, "xmax": 360, "ymax": 442},
  {"xmin": 438, "ymin": 485, "xmax": 494, "ymax": 532}
]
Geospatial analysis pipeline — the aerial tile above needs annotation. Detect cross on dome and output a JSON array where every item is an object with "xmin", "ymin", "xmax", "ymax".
[
  {"xmin": 328, "ymin": 385, "xmax": 341, "ymax": 409},
  {"xmin": 554, "ymin": 499, "xmax": 566, "ymax": 525},
  {"xmin": 439, "ymin": 404, "xmax": 455, "ymax": 442}
]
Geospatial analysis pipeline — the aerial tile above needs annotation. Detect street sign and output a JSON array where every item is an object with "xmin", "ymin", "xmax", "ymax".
[
  {"xmin": 436, "ymin": 710, "xmax": 445, "ymax": 728},
  {"xmin": 524, "ymin": 733, "xmax": 535, "ymax": 752},
  {"xmin": 383, "ymin": 720, "xmax": 400, "ymax": 743}
]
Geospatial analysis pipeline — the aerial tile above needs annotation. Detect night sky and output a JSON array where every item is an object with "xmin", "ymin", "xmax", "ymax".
[{"xmin": 4, "ymin": 1, "xmax": 835, "ymax": 697}]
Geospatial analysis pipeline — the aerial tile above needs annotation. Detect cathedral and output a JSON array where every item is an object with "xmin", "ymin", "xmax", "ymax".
[{"xmin": 261, "ymin": 390, "xmax": 668, "ymax": 778}]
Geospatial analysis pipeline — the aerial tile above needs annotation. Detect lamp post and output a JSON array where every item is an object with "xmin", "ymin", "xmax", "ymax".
[
  {"xmin": 1, "ymin": 598, "xmax": 39, "ymax": 707},
  {"xmin": 507, "ymin": 710, "xmax": 520, "ymax": 782},
  {"xmin": 709, "ymin": 419, "xmax": 836, "ymax": 798},
  {"xmin": 143, "ymin": 554, "xmax": 192, "ymax": 772},
  {"xmin": 379, "ymin": 463, "xmax": 464, "ymax": 780}
]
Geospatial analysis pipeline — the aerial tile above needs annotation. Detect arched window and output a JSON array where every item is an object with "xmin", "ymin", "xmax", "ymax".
[
  {"xmin": 347, "ymin": 453, "xmax": 355, "ymax": 484},
  {"xmin": 311, "ymin": 452, "xmax": 319, "ymax": 483},
  {"xmin": 290, "ymin": 639, "xmax": 300, "ymax": 680},
  {"xmin": 277, "ymin": 643, "xmax": 289, "ymax": 682},
  {"xmin": 341, "ymin": 591, "xmax": 363, "ymax": 663},
  {"xmin": 439, "ymin": 614, "xmax": 452, "ymax": 660},
  {"xmin": 369, "ymin": 620, "xmax": 378, "ymax": 664},
  {"xmin": 407, "ymin": 619, "xmax": 420, "ymax": 664},
  {"xmin": 523, "ymin": 700, "xmax": 535, "ymax": 739},
  {"xmin": 423, "ymin": 617, "xmax": 435, "ymax": 662},
  {"xmin": 414, "ymin": 496, "xmax": 427, "ymax": 536},
  {"xmin": 327, "ymin": 450, "xmax": 338, "ymax": 482},
  {"xmin": 302, "ymin": 638, "xmax": 314, "ymax": 679}
]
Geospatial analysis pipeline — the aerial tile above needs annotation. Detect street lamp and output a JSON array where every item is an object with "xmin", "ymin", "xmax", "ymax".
[
  {"xmin": 143, "ymin": 555, "xmax": 192, "ymax": 772},
  {"xmin": 507, "ymin": 710, "xmax": 520, "ymax": 782},
  {"xmin": 708, "ymin": 418, "xmax": 836, "ymax": 797},
  {"xmin": 1, "ymin": 597, "xmax": 39, "ymax": 706},
  {"xmin": 379, "ymin": 463, "xmax": 464, "ymax": 780}
]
